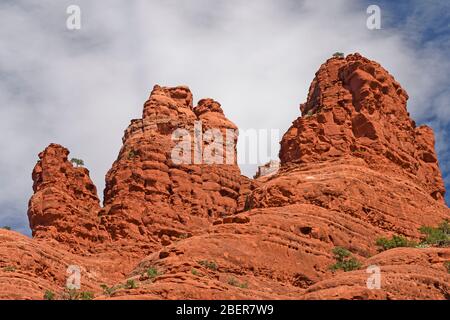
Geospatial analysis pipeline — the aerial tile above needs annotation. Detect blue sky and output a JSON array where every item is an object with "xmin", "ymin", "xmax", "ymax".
[
  {"xmin": 0, "ymin": 0, "xmax": 449, "ymax": 235},
  {"xmin": 370, "ymin": 0, "xmax": 450, "ymax": 204}
]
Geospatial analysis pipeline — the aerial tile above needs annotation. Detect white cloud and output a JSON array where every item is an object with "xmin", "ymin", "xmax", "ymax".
[{"xmin": 0, "ymin": 0, "xmax": 448, "ymax": 234}]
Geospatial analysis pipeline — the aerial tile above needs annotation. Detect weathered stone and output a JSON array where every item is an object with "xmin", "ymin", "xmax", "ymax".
[{"xmin": 1, "ymin": 53, "xmax": 448, "ymax": 300}]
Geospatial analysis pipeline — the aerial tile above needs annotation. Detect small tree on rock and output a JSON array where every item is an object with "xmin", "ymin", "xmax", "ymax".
[
  {"xmin": 329, "ymin": 247, "xmax": 361, "ymax": 272},
  {"xmin": 70, "ymin": 158, "xmax": 84, "ymax": 167}
]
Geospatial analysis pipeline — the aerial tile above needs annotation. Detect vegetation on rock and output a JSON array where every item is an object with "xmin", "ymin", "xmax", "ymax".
[
  {"xmin": 419, "ymin": 220, "xmax": 450, "ymax": 247},
  {"xmin": 329, "ymin": 247, "xmax": 361, "ymax": 272},
  {"xmin": 376, "ymin": 235, "xmax": 417, "ymax": 251},
  {"xmin": 70, "ymin": 158, "xmax": 84, "ymax": 167}
]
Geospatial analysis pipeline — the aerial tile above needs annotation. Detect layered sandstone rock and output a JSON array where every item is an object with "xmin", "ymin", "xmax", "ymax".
[
  {"xmin": 250, "ymin": 54, "xmax": 448, "ymax": 243},
  {"xmin": 280, "ymin": 53, "xmax": 445, "ymax": 202},
  {"xmin": 1, "ymin": 53, "xmax": 448, "ymax": 300},
  {"xmin": 100, "ymin": 85, "xmax": 248, "ymax": 250},
  {"xmin": 253, "ymin": 160, "xmax": 280, "ymax": 179},
  {"xmin": 27, "ymin": 144, "xmax": 107, "ymax": 252},
  {"xmin": 302, "ymin": 247, "xmax": 450, "ymax": 300}
]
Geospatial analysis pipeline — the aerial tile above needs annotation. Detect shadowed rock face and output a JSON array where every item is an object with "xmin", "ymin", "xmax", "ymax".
[{"xmin": 2, "ymin": 53, "xmax": 449, "ymax": 300}]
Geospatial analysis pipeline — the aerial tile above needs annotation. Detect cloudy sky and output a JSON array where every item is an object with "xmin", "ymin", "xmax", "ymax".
[{"xmin": 1, "ymin": 0, "xmax": 449, "ymax": 235}]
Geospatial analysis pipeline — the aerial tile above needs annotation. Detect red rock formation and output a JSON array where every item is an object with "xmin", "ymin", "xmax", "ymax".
[
  {"xmin": 253, "ymin": 160, "xmax": 280, "ymax": 179},
  {"xmin": 280, "ymin": 53, "xmax": 445, "ymax": 202},
  {"xmin": 28, "ymin": 144, "xmax": 107, "ymax": 252},
  {"xmin": 302, "ymin": 247, "xmax": 450, "ymax": 300},
  {"xmin": 100, "ymin": 85, "xmax": 247, "ymax": 250},
  {"xmin": 1, "ymin": 53, "xmax": 448, "ymax": 300}
]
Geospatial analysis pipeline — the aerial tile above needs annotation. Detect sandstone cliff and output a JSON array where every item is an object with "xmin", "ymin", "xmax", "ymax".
[{"xmin": 0, "ymin": 53, "xmax": 448, "ymax": 300}]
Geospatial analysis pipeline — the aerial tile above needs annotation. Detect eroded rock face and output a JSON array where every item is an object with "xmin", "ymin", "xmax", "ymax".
[
  {"xmin": 280, "ymin": 53, "xmax": 445, "ymax": 202},
  {"xmin": 100, "ymin": 85, "xmax": 247, "ymax": 249},
  {"xmin": 3, "ymin": 53, "xmax": 449, "ymax": 300},
  {"xmin": 27, "ymin": 144, "xmax": 107, "ymax": 251},
  {"xmin": 254, "ymin": 160, "xmax": 280, "ymax": 179}
]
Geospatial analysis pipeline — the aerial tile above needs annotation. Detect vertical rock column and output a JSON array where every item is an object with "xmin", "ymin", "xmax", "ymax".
[
  {"xmin": 280, "ymin": 53, "xmax": 445, "ymax": 201},
  {"xmin": 28, "ymin": 144, "xmax": 105, "ymax": 251},
  {"xmin": 101, "ymin": 86, "xmax": 246, "ymax": 248}
]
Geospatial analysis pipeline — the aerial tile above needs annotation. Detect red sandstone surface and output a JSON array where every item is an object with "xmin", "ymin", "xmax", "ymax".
[{"xmin": 0, "ymin": 53, "xmax": 448, "ymax": 300}]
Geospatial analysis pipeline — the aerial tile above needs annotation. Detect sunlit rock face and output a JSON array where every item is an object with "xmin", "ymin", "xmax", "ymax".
[{"xmin": 1, "ymin": 53, "xmax": 447, "ymax": 300}]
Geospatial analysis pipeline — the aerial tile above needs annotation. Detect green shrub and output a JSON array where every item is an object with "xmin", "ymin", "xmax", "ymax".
[
  {"xmin": 198, "ymin": 260, "xmax": 218, "ymax": 271},
  {"xmin": 333, "ymin": 52, "xmax": 345, "ymax": 58},
  {"xmin": 330, "ymin": 258, "xmax": 361, "ymax": 272},
  {"xmin": 3, "ymin": 266, "xmax": 16, "ymax": 272},
  {"xmin": 227, "ymin": 277, "xmax": 239, "ymax": 286},
  {"xmin": 64, "ymin": 288, "xmax": 80, "ymax": 300},
  {"xmin": 329, "ymin": 247, "xmax": 361, "ymax": 272},
  {"xmin": 146, "ymin": 267, "xmax": 159, "ymax": 279},
  {"xmin": 43, "ymin": 290, "xmax": 55, "ymax": 300},
  {"xmin": 191, "ymin": 268, "xmax": 201, "ymax": 276},
  {"xmin": 415, "ymin": 243, "xmax": 430, "ymax": 249},
  {"xmin": 332, "ymin": 247, "xmax": 351, "ymax": 260},
  {"xmin": 1, "ymin": 226, "xmax": 11, "ymax": 230},
  {"xmin": 444, "ymin": 261, "xmax": 450, "ymax": 274},
  {"xmin": 44, "ymin": 289, "xmax": 93, "ymax": 301},
  {"xmin": 128, "ymin": 150, "xmax": 138, "ymax": 160},
  {"xmin": 227, "ymin": 277, "xmax": 248, "ymax": 289},
  {"xmin": 70, "ymin": 158, "xmax": 84, "ymax": 167},
  {"xmin": 419, "ymin": 221, "xmax": 450, "ymax": 247},
  {"xmin": 79, "ymin": 291, "xmax": 94, "ymax": 300},
  {"xmin": 305, "ymin": 110, "xmax": 314, "ymax": 117},
  {"xmin": 376, "ymin": 235, "xmax": 417, "ymax": 251},
  {"xmin": 100, "ymin": 284, "xmax": 116, "ymax": 296},
  {"xmin": 61, "ymin": 288, "xmax": 94, "ymax": 300},
  {"xmin": 125, "ymin": 279, "xmax": 137, "ymax": 289}
]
